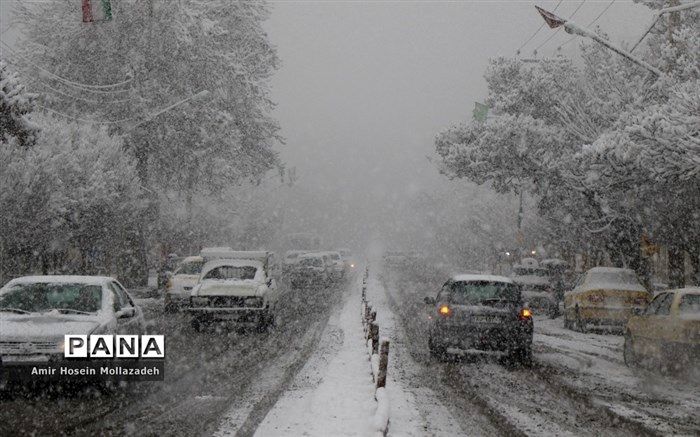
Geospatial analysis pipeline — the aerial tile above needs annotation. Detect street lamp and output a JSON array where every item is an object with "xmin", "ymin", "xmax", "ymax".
[{"xmin": 534, "ymin": 6, "xmax": 662, "ymax": 77}]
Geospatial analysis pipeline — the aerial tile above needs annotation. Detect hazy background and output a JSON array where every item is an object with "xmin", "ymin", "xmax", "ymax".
[
  {"xmin": 263, "ymin": 0, "xmax": 652, "ymax": 246},
  {"xmin": 1, "ymin": 0, "xmax": 653, "ymax": 250}
]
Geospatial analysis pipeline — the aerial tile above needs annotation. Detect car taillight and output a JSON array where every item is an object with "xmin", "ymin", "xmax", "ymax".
[
  {"xmin": 519, "ymin": 308, "xmax": 532, "ymax": 321},
  {"xmin": 438, "ymin": 304, "xmax": 451, "ymax": 317},
  {"xmin": 632, "ymin": 297, "xmax": 648, "ymax": 305},
  {"xmin": 165, "ymin": 279, "xmax": 172, "ymax": 290},
  {"xmin": 588, "ymin": 294, "xmax": 604, "ymax": 303}
]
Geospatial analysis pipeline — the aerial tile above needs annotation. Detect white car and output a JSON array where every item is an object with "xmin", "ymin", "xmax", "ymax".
[
  {"xmin": 164, "ymin": 255, "xmax": 204, "ymax": 312},
  {"xmin": 283, "ymin": 250, "xmax": 307, "ymax": 274},
  {"xmin": 187, "ymin": 258, "xmax": 279, "ymax": 332},
  {"xmin": 320, "ymin": 251, "xmax": 345, "ymax": 279},
  {"xmin": 511, "ymin": 261, "xmax": 556, "ymax": 316},
  {"xmin": 0, "ymin": 276, "xmax": 146, "ymax": 371},
  {"xmin": 291, "ymin": 253, "xmax": 330, "ymax": 288}
]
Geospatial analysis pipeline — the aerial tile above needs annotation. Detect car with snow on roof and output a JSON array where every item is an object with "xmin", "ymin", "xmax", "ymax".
[
  {"xmin": 186, "ymin": 258, "xmax": 279, "ymax": 332},
  {"xmin": 282, "ymin": 250, "xmax": 308, "ymax": 275},
  {"xmin": 424, "ymin": 274, "xmax": 533, "ymax": 365},
  {"xmin": 0, "ymin": 275, "xmax": 146, "ymax": 381},
  {"xmin": 624, "ymin": 287, "xmax": 700, "ymax": 373},
  {"xmin": 289, "ymin": 252, "xmax": 331, "ymax": 288},
  {"xmin": 511, "ymin": 259, "xmax": 557, "ymax": 318},
  {"xmin": 164, "ymin": 255, "xmax": 204, "ymax": 313},
  {"xmin": 564, "ymin": 267, "xmax": 651, "ymax": 333}
]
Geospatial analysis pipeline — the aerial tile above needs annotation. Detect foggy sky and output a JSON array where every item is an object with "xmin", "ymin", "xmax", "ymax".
[
  {"xmin": 0, "ymin": 0, "xmax": 653, "ymax": 246},
  {"xmin": 264, "ymin": 0, "xmax": 652, "ymax": 237}
]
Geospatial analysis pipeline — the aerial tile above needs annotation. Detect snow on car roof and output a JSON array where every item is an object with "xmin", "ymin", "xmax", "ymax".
[
  {"xmin": 588, "ymin": 266, "xmax": 635, "ymax": 273},
  {"xmin": 5, "ymin": 275, "xmax": 112, "ymax": 286},
  {"xmin": 451, "ymin": 274, "xmax": 514, "ymax": 284},
  {"xmin": 201, "ymin": 259, "xmax": 263, "ymax": 270},
  {"xmin": 672, "ymin": 287, "xmax": 700, "ymax": 295}
]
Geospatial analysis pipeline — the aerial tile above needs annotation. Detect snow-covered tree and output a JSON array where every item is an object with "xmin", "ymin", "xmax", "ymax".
[
  {"xmin": 434, "ymin": 3, "xmax": 700, "ymax": 285},
  {"xmin": 11, "ymin": 0, "xmax": 281, "ymax": 194},
  {"xmin": 0, "ymin": 60, "xmax": 37, "ymax": 147},
  {"xmin": 0, "ymin": 113, "xmax": 147, "ymax": 282}
]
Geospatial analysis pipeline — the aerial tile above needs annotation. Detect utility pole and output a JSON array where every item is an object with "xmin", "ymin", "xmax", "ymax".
[
  {"xmin": 534, "ymin": 5, "xmax": 663, "ymax": 77},
  {"xmin": 630, "ymin": 0, "xmax": 699, "ymax": 52}
]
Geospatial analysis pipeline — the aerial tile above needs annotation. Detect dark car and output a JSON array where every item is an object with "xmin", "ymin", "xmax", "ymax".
[{"xmin": 424, "ymin": 274, "xmax": 533, "ymax": 365}]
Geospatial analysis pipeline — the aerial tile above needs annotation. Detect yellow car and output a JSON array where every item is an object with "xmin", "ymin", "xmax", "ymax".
[
  {"xmin": 624, "ymin": 288, "xmax": 700, "ymax": 371},
  {"xmin": 563, "ymin": 267, "xmax": 650, "ymax": 332}
]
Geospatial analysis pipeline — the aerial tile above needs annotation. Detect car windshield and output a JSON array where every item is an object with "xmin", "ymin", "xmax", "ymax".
[
  {"xmin": 679, "ymin": 294, "xmax": 700, "ymax": 315},
  {"xmin": 0, "ymin": 282, "xmax": 102, "ymax": 313},
  {"xmin": 300, "ymin": 258, "xmax": 322, "ymax": 267},
  {"xmin": 450, "ymin": 281, "xmax": 521, "ymax": 305},
  {"xmin": 176, "ymin": 260, "xmax": 203, "ymax": 275},
  {"xmin": 203, "ymin": 266, "xmax": 257, "ymax": 281}
]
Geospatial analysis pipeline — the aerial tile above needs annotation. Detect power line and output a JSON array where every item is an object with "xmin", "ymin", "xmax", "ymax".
[
  {"xmin": 533, "ymin": 0, "xmax": 587, "ymax": 55},
  {"xmin": 34, "ymin": 104, "xmax": 144, "ymax": 125},
  {"xmin": 35, "ymin": 80, "xmax": 143, "ymax": 105},
  {"xmin": 558, "ymin": 0, "xmax": 617, "ymax": 50},
  {"xmin": 0, "ymin": 40, "xmax": 133, "ymax": 91},
  {"xmin": 516, "ymin": 0, "xmax": 563, "ymax": 55}
]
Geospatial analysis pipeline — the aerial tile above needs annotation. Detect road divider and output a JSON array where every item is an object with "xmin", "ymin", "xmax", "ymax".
[{"xmin": 361, "ymin": 266, "xmax": 391, "ymax": 436}]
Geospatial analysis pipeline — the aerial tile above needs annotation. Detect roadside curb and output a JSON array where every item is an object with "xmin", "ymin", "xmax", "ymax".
[{"xmin": 361, "ymin": 266, "xmax": 391, "ymax": 437}]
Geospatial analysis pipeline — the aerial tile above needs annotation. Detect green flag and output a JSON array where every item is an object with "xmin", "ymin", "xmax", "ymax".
[{"xmin": 473, "ymin": 102, "xmax": 488, "ymax": 122}]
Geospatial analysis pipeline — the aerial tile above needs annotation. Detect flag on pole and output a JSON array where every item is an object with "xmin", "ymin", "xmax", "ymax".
[
  {"xmin": 82, "ymin": 0, "xmax": 113, "ymax": 23},
  {"xmin": 473, "ymin": 102, "xmax": 489, "ymax": 122},
  {"xmin": 535, "ymin": 6, "xmax": 566, "ymax": 29}
]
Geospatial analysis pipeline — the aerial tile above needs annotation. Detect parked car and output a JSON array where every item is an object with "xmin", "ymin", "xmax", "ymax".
[
  {"xmin": 564, "ymin": 267, "xmax": 651, "ymax": 333},
  {"xmin": 164, "ymin": 255, "xmax": 204, "ymax": 313},
  {"xmin": 187, "ymin": 257, "xmax": 279, "ymax": 332},
  {"xmin": 320, "ymin": 251, "xmax": 345, "ymax": 280},
  {"xmin": 283, "ymin": 250, "xmax": 307, "ymax": 275},
  {"xmin": 424, "ymin": 274, "xmax": 533, "ymax": 365},
  {"xmin": 624, "ymin": 287, "xmax": 700, "ymax": 372},
  {"xmin": 511, "ymin": 260, "xmax": 557, "ymax": 318},
  {"xmin": 0, "ymin": 276, "xmax": 146, "ymax": 378},
  {"xmin": 200, "ymin": 247, "xmax": 280, "ymax": 279},
  {"xmin": 290, "ymin": 253, "xmax": 329, "ymax": 288}
]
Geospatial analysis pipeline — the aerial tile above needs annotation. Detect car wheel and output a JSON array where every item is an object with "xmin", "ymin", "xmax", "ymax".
[
  {"xmin": 508, "ymin": 346, "xmax": 533, "ymax": 367},
  {"xmin": 191, "ymin": 317, "xmax": 203, "ymax": 332},
  {"xmin": 623, "ymin": 332, "xmax": 638, "ymax": 368},
  {"xmin": 428, "ymin": 337, "xmax": 447, "ymax": 361}
]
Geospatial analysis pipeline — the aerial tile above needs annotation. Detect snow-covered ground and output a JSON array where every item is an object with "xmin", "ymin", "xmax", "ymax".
[
  {"xmin": 248, "ymin": 278, "xmax": 376, "ymax": 436},
  {"xmin": 365, "ymin": 273, "xmax": 498, "ymax": 436},
  {"xmin": 380, "ymin": 261, "xmax": 700, "ymax": 436}
]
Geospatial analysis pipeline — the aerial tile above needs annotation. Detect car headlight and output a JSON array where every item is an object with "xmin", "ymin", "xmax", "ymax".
[
  {"xmin": 190, "ymin": 296, "xmax": 209, "ymax": 307},
  {"xmin": 244, "ymin": 297, "xmax": 264, "ymax": 308}
]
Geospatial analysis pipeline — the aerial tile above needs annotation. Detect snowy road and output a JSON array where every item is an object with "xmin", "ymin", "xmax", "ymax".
[
  {"xmin": 2, "ymin": 265, "xmax": 698, "ymax": 437},
  {"xmin": 380, "ymin": 263, "xmax": 700, "ymax": 436},
  {"xmin": 0, "ymin": 279, "xmax": 349, "ymax": 436}
]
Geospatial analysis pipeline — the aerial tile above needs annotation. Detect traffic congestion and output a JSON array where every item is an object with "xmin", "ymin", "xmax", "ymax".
[{"xmin": 1, "ymin": 0, "xmax": 699, "ymax": 435}]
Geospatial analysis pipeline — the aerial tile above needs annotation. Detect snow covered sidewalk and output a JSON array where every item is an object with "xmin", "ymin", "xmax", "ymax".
[{"xmin": 252, "ymin": 280, "xmax": 377, "ymax": 436}]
